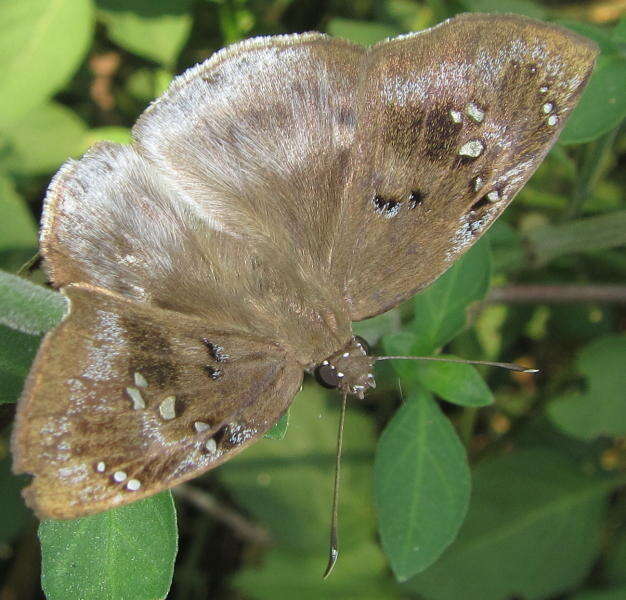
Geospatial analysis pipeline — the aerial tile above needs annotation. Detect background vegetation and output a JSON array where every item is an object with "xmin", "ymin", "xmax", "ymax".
[{"xmin": 0, "ymin": 0, "xmax": 625, "ymax": 599}]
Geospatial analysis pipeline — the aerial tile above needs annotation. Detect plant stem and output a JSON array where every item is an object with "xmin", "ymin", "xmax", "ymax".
[
  {"xmin": 487, "ymin": 284, "xmax": 626, "ymax": 304},
  {"xmin": 173, "ymin": 484, "xmax": 270, "ymax": 545}
]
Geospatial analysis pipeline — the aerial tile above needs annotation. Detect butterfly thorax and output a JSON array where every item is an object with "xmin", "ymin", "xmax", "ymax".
[{"xmin": 313, "ymin": 337, "xmax": 375, "ymax": 399}]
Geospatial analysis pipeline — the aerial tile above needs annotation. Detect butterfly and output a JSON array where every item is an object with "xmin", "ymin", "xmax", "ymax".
[{"xmin": 12, "ymin": 13, "xmax": 597, "ymax": 524}]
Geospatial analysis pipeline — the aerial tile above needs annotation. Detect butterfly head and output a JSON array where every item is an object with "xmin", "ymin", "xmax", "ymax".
[{"xmin": 314, "ymin": 336, "xmax": 375, "ymax": 399}]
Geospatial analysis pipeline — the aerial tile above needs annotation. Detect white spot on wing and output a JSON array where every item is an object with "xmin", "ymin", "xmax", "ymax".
[
  {"xmin": 134, "ymin": 372, "xmax": 148, "ymax": 388},
  {"xmin": 547, "ymin": 114, "xmax": 559, "ymax": 126},
  {"xmin": 542, "ymin": 102, "xmax": 554, "ymax": 114},
  {"xmin": 159, "ymin": 396, "xmax": 176, "ymax": 420},
  {"xmin": 458, "ymin": 140, "xmax": 484, "ymax": 158},
  {"xmin": 466, "ymin": 102, "xmax": 485, "ymax": 122},
  {"xmin": 205, "ymin": 438, "xmax": 217, "ymax": 453},
  {"xmin": 126, "ymin": 386, "xmax": 145, "ymax": 410},
  {"xmin": 126, "ymin": 479, "xmax": 141, "ymax": 491},
  {"xmin": 450, "ymin": 110, "xmax": 462, "ymax": 123},
  {"xmin": 96, "ymin": 461, "xmax": 106, "ymax": 473},
  {"xmin": 194, "ymin": 421, "xmax": 210, "ymax": 433},
  {"xmin": 113, "ymin": 471, "xmax": 127, "ymax": 482}
]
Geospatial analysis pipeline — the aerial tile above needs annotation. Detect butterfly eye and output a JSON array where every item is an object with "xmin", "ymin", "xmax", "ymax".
[
  {"xmin": 353, "ymin": 335, "xmax": 370, "ymax": 354},
  {"xmin": 315, "ymin": 363, "xmax": 341, "ymax": 389}
]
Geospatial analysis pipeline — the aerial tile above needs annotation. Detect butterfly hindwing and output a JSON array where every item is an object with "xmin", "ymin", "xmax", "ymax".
[
  {"xmin": 333, "ymin": 14, "xmax": 598, "ymax": 320},
  {"xmin": 12, "ymin": 284, "xmax": 302, "ymax": 519}
]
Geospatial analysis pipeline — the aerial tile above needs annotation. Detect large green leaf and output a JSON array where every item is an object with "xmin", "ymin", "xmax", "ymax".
[
  {"xmin": 0, "ymin": 176, "xmax": 37, "ymax": 271},
  {"xmin": 411, "ymin": 358, "xmax": 494, "ymax": 407},
  {"xmin": 559, "ymin": 55, "xmax": 626, "ymax": 145},
  {"xmin": 375, "ymin": 390, "xmax": 470, "ymax": 581},
  {"xmin": 97, "ymin": 0, "xmax": 194, "ymax": 67},
  {"xmin": 235, "ymin": 542, "xmax": 400, "ymax": 599},
  {"xmin": 326, "ymin": 18, "xmax": 401, "ymax": 46},
  {"xmin": 403, "ymin": 238, "xmax": 491, "ymax": 355},
  {"xmin": 222, "ymin": 384, "xmax": 397, "ymax": 598},
  {"xmin": 558, "ymin": 20, "xmax": 620, "ymax": 54},
  {"xmin": 573, "ymin": 589, "xmax": 626, "ymax": 600},
  {"xmin": 0, "ymin": 271, "xmax": 67, "ymax": 335},
  {"xmin": 0, "ymin": 325, "xmax": 41, "ymax": 404},
  {"xmin": 407, "ymin": 448, "xmax": 620, "ymax": 600},
  {"xmin": 548, "ymin": 335, "xmax": 626, "ymax": 440},
  {"xmin": 81, "ymin": 126, "xmax": 132, "ymax": 153},
  {"xmin": 461, "ymin": 0, "xmax": 547, "ymax": 18},
  {"xmin": 1, "ymin": 102, "xmax": 87, "ymax": 175},
  {"xmin": 0, "ymin": 0, "xmax": 94, "ymax": 127},
  {"xmin": 381, "ymin": 332, "xmax": 494, "ymax": 407},
  {"xmin": 264, "ymin": 409, "xmax": 289, "ymax": 440},
  {"xmin": 40, "ymin": 492, "xmax": 177, "ymax": 600}
]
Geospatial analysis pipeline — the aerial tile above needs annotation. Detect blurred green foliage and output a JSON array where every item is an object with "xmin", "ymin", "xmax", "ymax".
[{"xmin": 0, "ymin": 1, "xmax": 624, "ymax": 599}]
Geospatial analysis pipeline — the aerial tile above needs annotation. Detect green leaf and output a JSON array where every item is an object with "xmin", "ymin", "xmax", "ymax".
[
  {"xmin": 1, "ymin": 102, "xmax": 87, "ymax": 175},
  {"xmin": 326, "ymin": 18, "xmax": 401, "ymax": 46},
  {"xmin": 235, "ymin": 542, "xmax": 401, "ymax": 600},
  {"xmin": 0, "ymin": 455, "xmax": 30, "ymax": 543},
  {"xmin": 558, "ymin": 20, "xmax": 618, "ymax": 54},
  {"xmin": 264, "ymin": 410, "xmax": 289, "ymax": 440},
  {"xmin": 374, "ymin": 390, "xmax": 470, "ymax": 581},
  {"xmin": 352, "ymin": 307, "xmax": 401, "ymax": 346},
  {"xmin": 0, "ymin": 0, "xmax": 94, "ymax": 127},
  {"xmin": 222, "ymin": 384, "xmax": 393, "ymax": 597},
  {"xmin": 0, "ymin": 175, "xmax": 37, "ymax": 271},
  {"xmin": 548, "ymin": 335, "xmax": 626, "ymax": 440},
  {"xmin": 400, "ymin": 238, "xmax": 491, "ymax": 355},
  {"xmin": 613, "ymin": 16, "xmax": 626, "ymax": 45},
  {"xmin": 407, "ymin": 448, "xmax": 621, "ymax": 600},
  {"xmin": 461, "ymin": 0, "xmax": 547, "ymax": 19},
  {"xmin": 81, "ymin": 127, "xmax": 132, "ymax": 153},
  {"xmin": 573, "ymin": 589, "xmax": 626, "ymax": 600},
  {"xmin": 97, "ymin": 0, "xmax": 194, "ymax": 67},
  {"xmin": 560, "ymin": 56, "xmax": 626, "ymax": 145},
  {"xmin": 606, "ymin": 528, "xmax": 626, "ymax": 587},
  {"xmin": 413, "ymin": 358, "xmax": 494, "ymax": 407},
  {"xmin": 381, "ymin": 333, "xmax": 494, "ymax": 407},
  {"xmin": 0, "ymin": 325, "xmax": 41, "ymax": 404},
  {"xmin": 0, "ymin": 271, "xmax": 67, "ymax": 335},
  {"xmin": 40, "ymin": 492, "xmax": 178, "ymax": 600}
]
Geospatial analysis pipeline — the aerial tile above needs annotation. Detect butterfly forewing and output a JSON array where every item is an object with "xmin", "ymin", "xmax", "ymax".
[
  {"xmin": 12, "ymin": 284, "xmax": 302, "ymax": 519},
  {"xmin": 133, "ymin": 34, "xmax": 363, "ymax": 273},
  {"xmin": 333, "ymin": 14, "xmax": 598, "ymax": 320},
  {"xmin": 40, "ymin": 140, "xmax": 351, "ymax": 365}
]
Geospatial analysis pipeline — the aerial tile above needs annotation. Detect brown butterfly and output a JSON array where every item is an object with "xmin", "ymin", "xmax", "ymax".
[{"xmin": 12, "ymin": 14, "xmax": 596, "ymax": 528}]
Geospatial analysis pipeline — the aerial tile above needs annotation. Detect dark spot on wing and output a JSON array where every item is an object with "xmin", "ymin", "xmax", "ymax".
[
  {"xmin": 408, "ymin": 190, "xmax": 424, "ymax": 209},
  {"xmin": 424, "ymin": 109, "xmax": 461, "ymax": 161},
  {"xmin": 470, "ymin": 196, "xmax": 492, "ymax": 212},
  {"xmin": 203, "ymin": 365, "xmax": 223, "ymax": 380},
  {"xmin": 202, "ymin": 338, "xmax": 228, "ymax": 362}
]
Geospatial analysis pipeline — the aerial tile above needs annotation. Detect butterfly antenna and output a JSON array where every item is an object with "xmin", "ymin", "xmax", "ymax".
[
  {"xmin": 323, "ymin": 390, "xmax": 348, "ymax": 579},
  {"xmin": 375, "ymin": 355, "xmax": 539, "ymax": 373}
]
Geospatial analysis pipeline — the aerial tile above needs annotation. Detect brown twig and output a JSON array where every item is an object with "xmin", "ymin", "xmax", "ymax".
[
  {"xmin": 173, "ymin": 484, "xmax": 271, "ymax": 545},
  {"xmin": 487, "ymin": 285, "xmax": 626, "ymax": 304}
]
